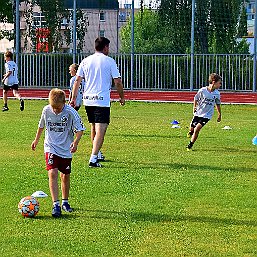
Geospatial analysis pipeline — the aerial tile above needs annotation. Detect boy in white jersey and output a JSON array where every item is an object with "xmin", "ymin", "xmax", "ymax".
[
  {"xmin": 31, "ymin": 88, "xmax": 85, "ymax": 217},
  {"xmin": 68, "ymin": 63, "xmax": 84, "ymax": 111},
  {"xmin": 2, "ymin": 51, "xmax": 24, "ymax": 112},
  {"xmin": 186, "ymin": 73, "xmax": 222, "ymax": 151},
  {"xmin": 70, "ymin": 37, "xmax": 125, "ymax": 168}
]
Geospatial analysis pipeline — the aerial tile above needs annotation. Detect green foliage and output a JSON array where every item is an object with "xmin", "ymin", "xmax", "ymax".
[
  {"xmin": 1, "ymin": 101, "xmax": 257, "ymax": 256},
  {"xmin": 0, "ymin": 0, "xmax": 13, "ymax": 23},
  {"xmin": 121, "ymin": 0, "xmax": 249, "ymax": 54}
]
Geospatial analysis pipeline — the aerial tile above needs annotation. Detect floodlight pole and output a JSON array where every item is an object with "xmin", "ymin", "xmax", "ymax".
[
  {"xmin": 72, "ymin": 0, "xmax": 77, "ymax": 63},
  {"xmin": 131, "ymin": 0, "xmax": 135, "ymax": 90},
  {"xmin": 15, "ymin": 0, "xmax": 20, "ymax": 66},
  {"xmin": 189, "ymin": 0, "xmax": 195, "ymax": 91},
  {"xmin": 253, "ymin": 0, "xmax": 257, "ymax": 92}
]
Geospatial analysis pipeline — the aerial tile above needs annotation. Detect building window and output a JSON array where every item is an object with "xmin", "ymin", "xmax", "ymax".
[
  {"xmin": 99, "ymin": 12, "xmax": 105, "ymax": 21},
  {"xmin": 99, "ymin": 30, "xmax": 105, "ymax": 37},
  {"xmin": 33, "ymin": 12, "xmax": 46, "ymax": 28}
]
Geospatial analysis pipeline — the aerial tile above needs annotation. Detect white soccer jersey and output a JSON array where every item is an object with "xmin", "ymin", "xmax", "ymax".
[
  {"xmin": 4, "ymin": 60, "xmax": 19, "ymax": 86},
  {"xmin": 194, "ymin": 86, "xmax": 221, "ymax": 119},
  {"xmin": 69, "ymin": 76, "xmax": 85, "ymax": 107},
  {"xmin": 38, "ymin": 104, "xmax": 85, "ymax": 158},
  {"xmin": 77, "ymin": 52, "xmax": 121, "ymax": 107}
]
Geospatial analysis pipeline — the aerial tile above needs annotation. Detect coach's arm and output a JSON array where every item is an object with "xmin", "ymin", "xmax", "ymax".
[{"xmin": 113, "ymin": 78, "xmax": 125, "ymax": 106}]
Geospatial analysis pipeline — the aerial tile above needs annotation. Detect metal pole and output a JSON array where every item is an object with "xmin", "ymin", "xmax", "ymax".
[
  {"xmin": 15, "ymin": 0, "xmax": 20, "ymax": 66},
  {"xmin": 253, "ymin": 0, "xmax": 257, "ymax": 92},
  {"xmin": 131, "ymin": 0, "xmax": 135, "ymax": 90},
  {"xmin": 73, "ymin": 0, "xmax": 76, "ymax": 63},
  {"xmin": 190, "ymin": 0, "xmax": 195, "ymax": 91}
]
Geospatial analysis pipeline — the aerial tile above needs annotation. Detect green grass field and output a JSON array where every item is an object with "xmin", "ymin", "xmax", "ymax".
[{"xmin": 1, "ymin": 99, "xmax": 257, "ymax": 257}]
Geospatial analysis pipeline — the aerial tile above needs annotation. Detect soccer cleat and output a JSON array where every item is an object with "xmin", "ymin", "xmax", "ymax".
[
  {"xmin": 62, "ymin": 202, "xmax": 73, "ymax": 212},
  {"xmin": 2, "ymin": 106, "xmax": 9, "ymax": 112},
  {"xmin": 187, "ymin": 132, "xmax": 193, "ymax": 138},
  {"xmin": 97, "ymin": 151, "xmax": 105, "ymax": 161},
  {"xmin": 89, "ymin": 161, "xmax": 102, "ymax": 168},
  {"xmin": 186, "ymin": 146, "xmax": 193, "ymax": 151},
  {"xmin": 20, "ymin": 100, "xmax": 24, "ymax": 111},
  {"xmin": 52, "ymin": 205, "xmax": 61, "ymax": 218}
]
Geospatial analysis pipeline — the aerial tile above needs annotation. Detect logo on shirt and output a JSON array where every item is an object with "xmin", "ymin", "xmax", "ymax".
[
  {"xmin": 61, "ymin": 116, "xmax": 68, "ymax": 122},
  {"xmin": 84, "ymin": 95, "xmax": 104, "ymax": 101}
]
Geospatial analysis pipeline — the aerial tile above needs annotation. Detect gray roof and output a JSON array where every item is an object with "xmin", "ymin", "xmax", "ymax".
[{"xmin": 63, "ymin": 0, "xmax": 119, "ymax": 10}]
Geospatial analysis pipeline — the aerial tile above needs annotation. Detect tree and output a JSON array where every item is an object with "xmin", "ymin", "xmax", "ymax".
[
  {"xmin": 21, "ymin": 0, "xmax": 88, "ymax": 52},
  {"xmin": 120, "ymin": 9, "xmax": 165, "ymax": 53},
  {"xmin": 0, "ymin": 0, "xmax": 14, "ymax": 41}
]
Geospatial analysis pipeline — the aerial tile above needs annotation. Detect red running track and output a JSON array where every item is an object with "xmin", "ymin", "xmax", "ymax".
[{"xmin": 1, "ymin": 89, "xmax": 257, "ymax": 104}]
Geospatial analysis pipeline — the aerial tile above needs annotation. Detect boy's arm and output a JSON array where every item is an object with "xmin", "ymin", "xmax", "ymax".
[
  {"xmin": 70, "ymin": 76, "xmax": 82, "ymax": 107},
  {"xmin": 70, "ymin": 130, "xmax": 83, "ymax": 153},
  {"xmin": 193, "ymin": 99, "xmax": 198, "ymax": 113},
  {"xmin": 216, "ymin": 104, "xmax": 221, "ymax": 122},
  {"xmin": 31, "ymin": 127, "xmax": 44, "ymax": 151},
  {"xmin": 2, "ymin": 71, "xmax": 12, "ymax": 83}
]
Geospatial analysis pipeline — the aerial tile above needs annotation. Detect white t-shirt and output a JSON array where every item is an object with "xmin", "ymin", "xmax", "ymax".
[
  {"xmin": 194, "ymin": 86, "xmax": 221, "ymax": 119},
  {"xmin": 38, "ymin": 104, "xmax": 85, "ymax": 158},
  {"xmin": 4, "ymin": 60, "xmax": 19, "ymax": 86},
  {"xmin": 77, "ymin": 52, "xmax": 121, "ymax": 107},
  {"xmin": 69, "ymin": 76, "xmax": 85, "ymax": 107}
]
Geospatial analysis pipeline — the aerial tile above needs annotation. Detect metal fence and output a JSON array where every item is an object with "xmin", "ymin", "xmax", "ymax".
[{"xmin": 0, "ymin": 53, "xmax": 255, "ymax": 91}]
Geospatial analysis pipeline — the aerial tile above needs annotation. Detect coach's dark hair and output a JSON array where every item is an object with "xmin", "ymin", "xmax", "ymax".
[
  {"xmin": 95, "ymin": 37, "xmax": 110, "ymax": 51},
  {"xmin": 209, "ymin": 73, "xmax": 222, "ymax": 83}
]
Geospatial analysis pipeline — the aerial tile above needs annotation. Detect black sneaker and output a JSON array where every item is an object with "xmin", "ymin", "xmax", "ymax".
[
  {"xmin": 20, "ymin": 100, "xmax": 24, "ymax": 111},
  {"xmin": 62, "ymin": 202, "xmax": 73, "ymax": 212},
  {"xmin": 52, "ymin": 205, "xmax": 61, "ymax": 218},
  {"xmin": 89, "ymin": 161, "xmax": 102, "ymax": 168},
  {"xmin": 2, "ymin": 106, "xmax": 9, "ymax": 112}
]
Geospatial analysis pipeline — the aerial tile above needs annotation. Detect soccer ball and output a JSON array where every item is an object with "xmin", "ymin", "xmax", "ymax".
[{"xmin": 18, "ymin": 196, "xmax": 40, "ymax": 217}]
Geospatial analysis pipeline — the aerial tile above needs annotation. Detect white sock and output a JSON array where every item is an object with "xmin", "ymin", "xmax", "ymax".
[
  {"xmin": 62, "ymin": 199, "xmax": 68, "ymax": 205},
  {"xmin": 89, "ymin": 154, "xmax": 98, "ymax": 163},
  {"xmin": 53, "ymin": 200, "xmax": 60, "ymax": 207}
]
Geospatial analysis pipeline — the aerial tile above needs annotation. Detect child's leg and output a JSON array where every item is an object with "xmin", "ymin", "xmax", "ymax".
[
  {"xmin": 48, "ymin": 168, "xmax": 59, "ymax": 203},
  {"xmin": 3, "ymin": 89, "xmax": 8, "ymax": 106},
  {"xmin": 12, "ymin": 89, "xmax": 21, "ymax": 100},
  {"xmin": 191, "ymin": 123, "xmax": 203, "ymax": 143},
  {"xmin": 60, "ymin": 173, "xmax": 70, "ymax": 200}
]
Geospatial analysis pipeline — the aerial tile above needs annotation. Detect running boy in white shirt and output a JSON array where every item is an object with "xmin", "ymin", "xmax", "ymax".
[
  {"xmin": 68, "ymin": 63, "xmax": 85, "ymax": 111},
  {"xmin": 31, "ymin": 88, "xmax": 85, "ymax": 217},
  {"xmin": 2, "ymin": 51, "xmax": 24, "ymax": 112},
  {"xmin": 186, "ymin": 73, "xmax": 222, "ymax": 151}
]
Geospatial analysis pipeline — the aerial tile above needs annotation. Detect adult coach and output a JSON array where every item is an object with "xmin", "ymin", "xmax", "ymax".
[{"xmin": 70, "ymin": 37, "xmax": 125, "ymax": 168}]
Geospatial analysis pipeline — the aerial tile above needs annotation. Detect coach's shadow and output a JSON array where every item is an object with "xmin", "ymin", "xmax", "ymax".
[{"xmin": 80, "ymin": 209, "xmax": 257, "ymax": 227}]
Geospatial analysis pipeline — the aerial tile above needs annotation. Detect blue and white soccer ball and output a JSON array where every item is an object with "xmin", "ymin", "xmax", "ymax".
[
  {"xmin": 18, "ymin": 196, "xmax": 40, "ymax": 217},
  {"xmin": 252, "ymin": 136, "xmax": 257, "ymax": 146}
]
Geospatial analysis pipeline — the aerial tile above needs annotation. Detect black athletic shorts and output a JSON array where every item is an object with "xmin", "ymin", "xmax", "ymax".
[
  {"xmin": 3, "ymin": 84, "xmax": 19, "ymax": 91},
  {"xmin": 190, "ymin": 116, "xmax": 210, "ymax": 128},
  {"xmin": 85, "ymin": 106, "xmax": 110, "ymax": 124}
]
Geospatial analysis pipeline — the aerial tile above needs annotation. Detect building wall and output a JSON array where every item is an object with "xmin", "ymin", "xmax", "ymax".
[{"xmin": 0, "ymin": 23, "xmax": 14, "ymax": 53}]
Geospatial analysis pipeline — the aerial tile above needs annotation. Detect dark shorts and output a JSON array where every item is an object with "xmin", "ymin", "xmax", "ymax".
[
  {"xmin": 85, "ymin": 106, "xmax": 110, "ymax": 124},
  {"xmin": 190, "ymin": 116, "xmax": 210, "ymax": 128},
  {"xmin": 3, "ymin": 84, "xmax": 19, "ymax": 91},
  {"xmin": 45, "ymin": 153, "xmax": 72, "ymax": 174}
]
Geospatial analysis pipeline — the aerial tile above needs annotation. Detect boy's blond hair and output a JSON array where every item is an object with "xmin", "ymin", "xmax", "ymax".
[
  {"xmin": 5, "ymin": 51, "xmax": 13, "ymax": 59},
  {"xmin": 49, "ymin": 88, "xmax": 66, "ymax": 107},
  {"xmin": 209, "ymin": 73, "xmax": 222, "ymax": 84},
  {"xmin": 69, "ymin": 63, "xmax": 79, "ymax": 71}
]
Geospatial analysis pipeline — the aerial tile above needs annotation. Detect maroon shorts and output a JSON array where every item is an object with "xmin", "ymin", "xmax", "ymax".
[{"xmin": 45, "ymin": 153, "xmax": 72, "ymax": 174}]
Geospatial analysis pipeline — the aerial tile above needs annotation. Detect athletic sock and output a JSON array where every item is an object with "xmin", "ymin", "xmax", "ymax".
[
  {"xmin": 89, "ymin": 154, "xmax": 98, "ymax": 163},
  {"xmin": 62, "ymin": 199, "xmax": 68, "ymax": 205},
  {"xmin": 4, "ymin": 103, "xmax": 7, "ymax": 107},
  {"xmin": 53, "ymin": 200, "xmax": 60, "ymax": 207}
]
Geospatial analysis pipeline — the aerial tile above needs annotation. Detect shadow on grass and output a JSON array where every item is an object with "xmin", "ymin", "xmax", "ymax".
[
  {"xmin": 82, "ymin": 209, "xmax": 257, "ymax": 227},
  {"xmin": 110, "ymin": 160, "xmax": 257, "ymax": 173}
]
